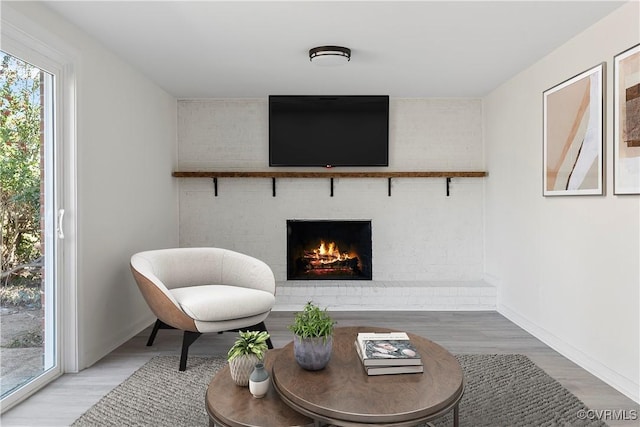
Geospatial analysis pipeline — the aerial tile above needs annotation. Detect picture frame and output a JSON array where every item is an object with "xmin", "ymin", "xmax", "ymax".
[
  {"xmin": 543, "ymin": 63, "xmax": 605, "ymax": 196},
  {"xmin": 613, "ymin": 43, "xmax": 640, "ymax": 195}
]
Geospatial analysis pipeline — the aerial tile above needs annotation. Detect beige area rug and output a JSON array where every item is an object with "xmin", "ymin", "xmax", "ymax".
[{"xmin": 72, "ymin": 354, "xmax": 607, "ymax": 427}]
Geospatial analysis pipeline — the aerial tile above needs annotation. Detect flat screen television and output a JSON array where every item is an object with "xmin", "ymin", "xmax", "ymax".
[{"xmin": 269, "ymin": 95, "xmax": 389, "ymax": 167}]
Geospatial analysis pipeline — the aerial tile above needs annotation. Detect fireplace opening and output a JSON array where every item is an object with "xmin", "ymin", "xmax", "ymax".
[{"xmin": 287, "ymin": 220, "xmax": 372, "ymax": 280}]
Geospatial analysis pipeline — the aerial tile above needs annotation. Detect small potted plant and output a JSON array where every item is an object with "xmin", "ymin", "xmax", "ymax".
[
  {"xmin": 227, "ymin": 330, "xmax": 270, "ymax": 386},
  {"xmin": 289, "ymin": 301, "xmax": 336, "ymax": 370}
]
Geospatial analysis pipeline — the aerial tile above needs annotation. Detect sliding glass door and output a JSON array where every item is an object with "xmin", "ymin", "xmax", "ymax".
[{"xmin": 1, "ymin": 50, "xmax": 63, "ymax": 410}]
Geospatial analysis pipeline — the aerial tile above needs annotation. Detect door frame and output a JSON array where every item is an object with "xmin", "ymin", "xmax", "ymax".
[{"xmin": 1, "ymin": 9, "xmax": 78, "ymax": 413}]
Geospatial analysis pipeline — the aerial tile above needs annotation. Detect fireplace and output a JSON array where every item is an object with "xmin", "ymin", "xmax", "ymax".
[{"xmin": 287, "ymin": 220, "xmax": 372, "ymax": 280}]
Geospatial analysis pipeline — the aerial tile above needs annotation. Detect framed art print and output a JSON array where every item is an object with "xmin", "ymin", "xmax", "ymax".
[
  {"xmin": 614, "ymin": 43, "xmax": 640, "ymax": 195},
  {"xmin": 543, "ymin": 63, "xmax": 604, "ymax": 196}
]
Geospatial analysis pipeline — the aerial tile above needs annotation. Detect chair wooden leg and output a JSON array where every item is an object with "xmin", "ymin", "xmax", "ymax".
[
  {"xmin": 180, "ymin": 330, "xmax": 203, "ymax": 371},
  {"xmin": 147, "ymin": 319, "xmax": 172, "ymax": 346},
  {"xmin": 150, "ymin": 320, "xmax": 271, "ymax": 370}
]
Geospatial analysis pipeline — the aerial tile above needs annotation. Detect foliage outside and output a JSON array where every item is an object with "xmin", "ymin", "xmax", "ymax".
[
  {"xmin": 4, "ymin": 329, "xmax": 42, "ymax": 348},
  {"xmin": 1, "ymin": 52, "xmax": 43, "ymax": 299},
  {"xmin": 0, "ymin": 284, "xmax": 41, "ymax": 308},
  {"xmin": 227, "ymin": 330, "xmax": 271, "ymax": 361},
  {"xmin": 289, "ymin": 301, "xmax": 335, "ymax": 341}
]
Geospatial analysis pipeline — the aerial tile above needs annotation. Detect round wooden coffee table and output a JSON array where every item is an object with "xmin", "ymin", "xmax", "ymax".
[
  {"xmin": 272, "ymin": 326, "xmax": 464, "ymax": 427},
  {"xmin": 205, "ymin": 349, "xmax": 314, "ymax": 427}
]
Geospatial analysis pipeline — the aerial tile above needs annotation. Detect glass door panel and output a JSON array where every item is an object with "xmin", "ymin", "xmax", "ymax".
[{"xmin": 1, "ymin": 51, "xmax": 60, "ymax": 405}]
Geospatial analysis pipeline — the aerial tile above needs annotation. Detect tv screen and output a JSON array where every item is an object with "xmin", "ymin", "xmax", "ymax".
[{"xmin": 269, "ymin": 95, "xmax": 389, "ymax": 167}]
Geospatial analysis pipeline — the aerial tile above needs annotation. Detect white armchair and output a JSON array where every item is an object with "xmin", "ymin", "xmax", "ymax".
[{"xmin": 130, "ymin": 247, "xmax": 276, "ymax": 370}]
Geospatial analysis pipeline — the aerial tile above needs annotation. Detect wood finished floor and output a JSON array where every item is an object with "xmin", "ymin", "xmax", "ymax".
[{"xmin": 2, "ymin": 311, "xmax": 639, "ymax": 426}]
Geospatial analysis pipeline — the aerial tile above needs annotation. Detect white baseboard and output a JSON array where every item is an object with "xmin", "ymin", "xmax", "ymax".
[{"xmin": 498, "ymin": 303, "xmax": 639, "ymax": 403}]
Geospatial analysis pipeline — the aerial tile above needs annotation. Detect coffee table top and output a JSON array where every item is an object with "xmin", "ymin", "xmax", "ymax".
[
  {"xmin": 272, "ymin": 326, "xmax": 464, "ymax": 426},
  {"xmin": 205, "ymin": 349, "xmax": 314, "ymax": 427}
]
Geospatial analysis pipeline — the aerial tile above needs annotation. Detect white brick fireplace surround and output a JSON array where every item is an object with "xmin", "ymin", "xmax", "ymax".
[{"xmin": 177, "ymin": 98, "xmax": 495, "ymax": 310}]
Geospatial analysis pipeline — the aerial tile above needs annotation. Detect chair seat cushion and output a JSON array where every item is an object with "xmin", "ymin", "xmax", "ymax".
[{"xmin": 170, "ymin": 285, "xmax": 275, "ymax": 322}]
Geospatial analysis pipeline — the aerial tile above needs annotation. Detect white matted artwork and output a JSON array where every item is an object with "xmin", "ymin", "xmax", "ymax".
[
  {"xmin": 543, "ymin": 63, "xmax": 605, "ymax": 196},
  {"xmin": 614, "ymin": 43, "xmax": 640, "ymax": 195}
]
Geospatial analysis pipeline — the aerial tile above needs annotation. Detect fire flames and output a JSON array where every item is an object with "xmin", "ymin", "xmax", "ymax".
[
  {"xmin": 302, "ymin": 241, "xmax": 360, "ymax": 274},
  {"xmin": 313, "ymin": 241, "xmax": 352, "ymax": 262}
]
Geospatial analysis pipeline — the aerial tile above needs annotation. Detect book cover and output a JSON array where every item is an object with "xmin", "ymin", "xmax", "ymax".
[{"xmin": 355, "ymin": 332, "xmax": 422, "ymax": 366}]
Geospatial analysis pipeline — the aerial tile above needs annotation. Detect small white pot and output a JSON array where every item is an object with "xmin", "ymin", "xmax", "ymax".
[{"xmin": 249, "ymin": 362, "xmax": 270, "ymax": 398}]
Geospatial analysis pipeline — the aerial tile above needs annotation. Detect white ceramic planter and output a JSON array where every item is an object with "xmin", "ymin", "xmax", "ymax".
[{"xmin": 229, "ymin": 354, "xmax": 260, "ymax": 386}]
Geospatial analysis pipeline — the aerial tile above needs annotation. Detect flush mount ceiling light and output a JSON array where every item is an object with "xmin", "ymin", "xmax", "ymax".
[{"xmin": 309, "ymin": 46, "xmax": 351, "ymax": 66}]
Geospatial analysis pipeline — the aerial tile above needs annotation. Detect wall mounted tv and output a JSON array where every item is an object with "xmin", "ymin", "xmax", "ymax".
[{"xmin": 269, "ymin": 95, "xmax": 389, "ymax": 167}]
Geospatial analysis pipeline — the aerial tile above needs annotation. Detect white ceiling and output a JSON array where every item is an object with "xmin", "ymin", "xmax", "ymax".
[{"xmin": 42, "ymin": 1, "xmax": 626, "ymax": 99}]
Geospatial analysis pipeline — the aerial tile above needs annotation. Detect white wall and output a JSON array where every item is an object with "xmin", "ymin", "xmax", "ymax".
[
  {"xmin": 3, "ymin": 2, "xmax": 179, "ymax": 369},
  {"xmin": 178, "ymin": 99, "xmax": 485, "ymax": 283},
  {"xmin": 484, "ymin": 2, "xmax": 639, "ymax": 401}
]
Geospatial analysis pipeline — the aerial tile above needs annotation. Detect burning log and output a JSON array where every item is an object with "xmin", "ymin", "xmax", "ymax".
[{"xmin": 296, "ymin": 240, "xmax": 361, "ymax": 276}]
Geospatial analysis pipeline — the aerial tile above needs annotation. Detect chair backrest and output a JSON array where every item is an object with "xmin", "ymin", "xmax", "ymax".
[{"xmin": 130, "ymin": 247, "xmax": 275, "ymax": 293}]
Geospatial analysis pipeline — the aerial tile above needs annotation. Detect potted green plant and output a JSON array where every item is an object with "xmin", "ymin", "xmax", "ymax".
[
  {"xmin": 289, "ymin": 301, "xmax": 336, "ymax": 370},
  {"xmin": 227, "ymin": 330, "xmax": 270, "ymax": 386}
]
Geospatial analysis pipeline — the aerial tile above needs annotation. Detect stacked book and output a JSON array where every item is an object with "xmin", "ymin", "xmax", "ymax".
[{"xmin": 354, "ymin": 331, "xmax": 423, "ymax": 376}]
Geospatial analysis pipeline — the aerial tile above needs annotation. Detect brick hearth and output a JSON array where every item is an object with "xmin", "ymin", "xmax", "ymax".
[{"xmin": 273, "ymin": 280, "xmax": 496, "ymax": 311}]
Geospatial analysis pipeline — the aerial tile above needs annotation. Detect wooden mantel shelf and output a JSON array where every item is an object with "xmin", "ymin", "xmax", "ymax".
[
  {"xmin": 172, "ymin": 171, "xmax": 486, "ymax": 178},
  {"xmin": 172, "ymin": 170, "xmax": 486, "ymax": 197}
]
